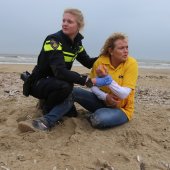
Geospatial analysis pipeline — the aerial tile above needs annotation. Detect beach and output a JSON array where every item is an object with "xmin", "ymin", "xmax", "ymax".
[{"xmin": 0, "ymin": 64, "xmax": 170, "ymax": 170}]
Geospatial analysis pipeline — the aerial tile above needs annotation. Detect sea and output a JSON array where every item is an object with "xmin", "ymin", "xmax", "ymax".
[{"xmin": 0, "ymin": 54, "xmax": 170, "ymax": 69}]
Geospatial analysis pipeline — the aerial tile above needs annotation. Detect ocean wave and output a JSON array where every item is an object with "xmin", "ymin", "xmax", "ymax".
[
  {"xmin": 0, "ymin": 55, "xmax": 170, "ymax": 69},
  {"xmin": 138, "ymin": 60, "xmax": 170, "ymax": 69},
  {"xmin": 0, "ymin": 55, "xmax": 37, "ymax": 64}
]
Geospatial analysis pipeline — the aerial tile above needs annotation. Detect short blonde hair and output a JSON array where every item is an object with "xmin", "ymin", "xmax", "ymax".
[
  {"xmin": 64, "ymin": 8, "xmax": 84, "ymax": 30},
  {"xmin": 100, "ymin": 32, "xmax": 128, "ymax": 56}
]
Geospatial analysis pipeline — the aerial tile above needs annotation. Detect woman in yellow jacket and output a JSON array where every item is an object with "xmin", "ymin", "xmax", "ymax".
[{"xmin": 73, "ymin": 32, "xmax": 138, "ymax": 129}]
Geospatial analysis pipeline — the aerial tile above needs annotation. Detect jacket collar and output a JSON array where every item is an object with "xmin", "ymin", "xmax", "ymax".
[{"xmin": 60, "ymin": 30, "xmax": 84, "ymax": 44}]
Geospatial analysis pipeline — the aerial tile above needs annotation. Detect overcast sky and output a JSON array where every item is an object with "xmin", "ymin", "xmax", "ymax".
[{"xmin": 0, "ymin": 0, "xmax": 170, "ymax": 61}]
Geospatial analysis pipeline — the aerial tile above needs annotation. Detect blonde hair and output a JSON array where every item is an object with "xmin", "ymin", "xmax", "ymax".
[
  {"xmin": 100, "ymin": 32, "xmax": 128, "ymax": 56},
  {"xmin": 64, "ymin": 8, "xmax": 84, "ymax": 30}
]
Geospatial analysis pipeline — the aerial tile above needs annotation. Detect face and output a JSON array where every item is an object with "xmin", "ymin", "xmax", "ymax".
[
  {"xmin": 110, "ymin": 39, "xmax": 128, "ymax": 64},
  {"xmin": 62, "ymin": 13, "xmax": 79, "ymax": 39}
]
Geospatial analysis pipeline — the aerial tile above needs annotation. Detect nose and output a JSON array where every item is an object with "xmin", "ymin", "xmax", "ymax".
[
  {"xmin": 124, "ymin": 47, "xmax": 128, "ymax": 53},
  {"xmin": 62, "ymin": 20, "xmax": 68, "ymax": 26},
  {"xmin": 62, "ymin": 21, "xmax": 66, "ymax": 26}
]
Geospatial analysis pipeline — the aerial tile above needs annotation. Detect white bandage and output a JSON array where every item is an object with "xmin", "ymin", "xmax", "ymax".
[
  {"xmin": 91, "ymin": 86, "xmax": 107, "ymax": 100},
  {"xmin": 108, "ymin": 80, "xmax": 131, "ymax": 99}
]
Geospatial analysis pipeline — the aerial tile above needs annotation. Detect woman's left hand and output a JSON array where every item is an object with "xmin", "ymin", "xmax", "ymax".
[{"xmin": 105, "ymin": 93, "xmax": 120, "ymax": 108}]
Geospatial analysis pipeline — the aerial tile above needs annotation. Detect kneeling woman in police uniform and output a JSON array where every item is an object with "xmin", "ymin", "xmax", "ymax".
[{"xmin": 18, "ymin": 8, "xmax": 112, "ymax": 132}]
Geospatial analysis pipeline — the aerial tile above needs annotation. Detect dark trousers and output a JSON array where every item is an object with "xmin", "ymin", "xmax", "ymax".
[{"xmin": 30, "ymin": 77, "xmax": 73, "ymax": 111}]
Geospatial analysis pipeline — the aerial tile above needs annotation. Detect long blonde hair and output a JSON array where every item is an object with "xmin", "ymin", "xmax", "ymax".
[
  {"xmin": 64, "ymin": 8, "xmax": 84, "ymax": 30},
  {"xmin": 100, "ymin": 32, "xmax": 128, "ymax": 56}
]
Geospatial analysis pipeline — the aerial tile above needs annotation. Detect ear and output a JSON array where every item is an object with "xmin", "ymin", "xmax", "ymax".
[{"xmin": 108, "ymin": 47, "xmax": 113, "ymax": 55}]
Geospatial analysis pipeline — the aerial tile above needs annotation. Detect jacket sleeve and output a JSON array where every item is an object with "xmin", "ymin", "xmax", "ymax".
[
  {"xmin": 76, "ymin": 45, "xmax": 98, "ymax": 69},
  {"xmin": 45, "ymin": 39, "xmax": 87, "ymax": 85}
]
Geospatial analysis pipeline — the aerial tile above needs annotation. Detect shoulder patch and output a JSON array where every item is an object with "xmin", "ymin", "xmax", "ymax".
[{"xmin": 50, "ymin": 39, "xmax": 59, "ymax": 50}]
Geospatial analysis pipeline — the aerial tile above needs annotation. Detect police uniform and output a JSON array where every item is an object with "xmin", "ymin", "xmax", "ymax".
[{"xmin": 30, "ymin": 30, "xmax": 97, "ymax": 111}]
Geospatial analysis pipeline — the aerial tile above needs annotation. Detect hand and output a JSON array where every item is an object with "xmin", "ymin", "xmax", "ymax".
[
  {"xmin": 92, "ymin": 75, "xmax": 112, "ymax": 87},
  {"xmin": 96, "ymin": 65, "xmax": 108, "ymax": 77},
  {"xmin": 105, "ymin": 93, "xmax": 120, "ymax": 108}
]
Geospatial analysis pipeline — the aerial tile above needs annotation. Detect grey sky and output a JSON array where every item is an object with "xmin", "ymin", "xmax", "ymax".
[{"xmin": 0, "ymin": 0, "xmax": 170, "ymax": 61}]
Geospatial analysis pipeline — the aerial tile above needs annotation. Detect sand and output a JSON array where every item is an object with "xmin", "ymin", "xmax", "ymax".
[{"xmin": 0, "ymin": 64, "xmax": 170, "ymax": 170}]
